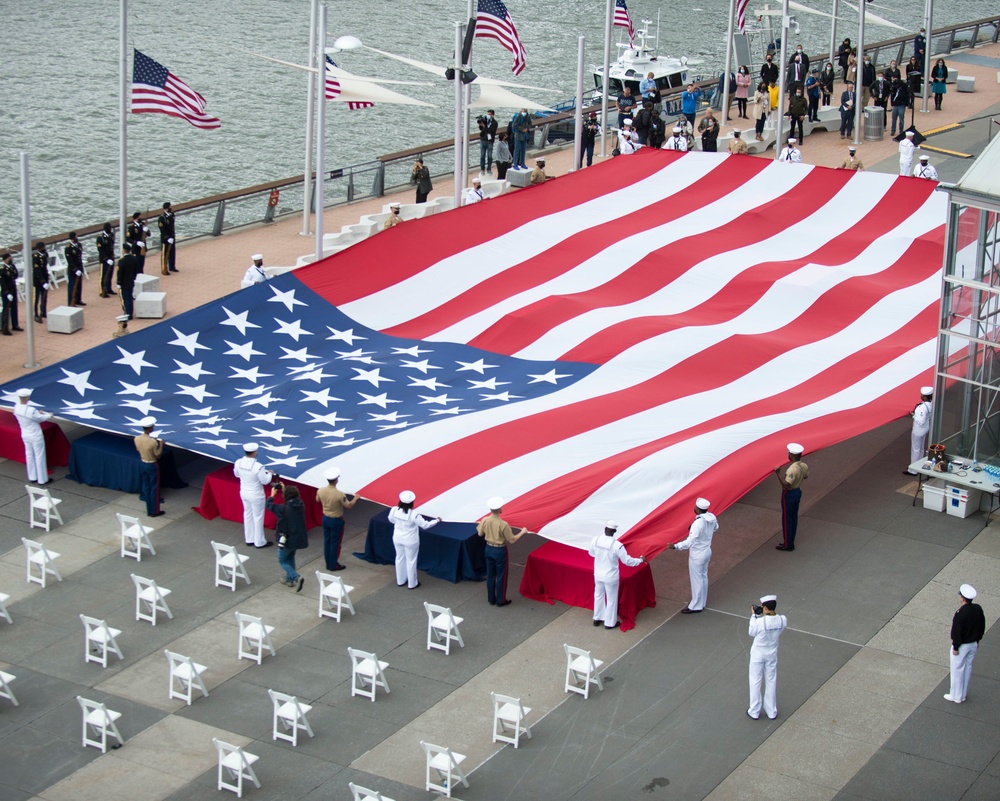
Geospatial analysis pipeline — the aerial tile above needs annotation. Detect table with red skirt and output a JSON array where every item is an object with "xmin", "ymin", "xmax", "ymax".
[
  {"xmin": 519, "ymin": 540, "xmax": 656, "ymax": 632},
  {"xmin": 193, "ymin": 465, "xmax": 322, "ymax": 530},
  {"xmin": 0, "ymin": 409, "xmax": 70, "ymax": 468}
]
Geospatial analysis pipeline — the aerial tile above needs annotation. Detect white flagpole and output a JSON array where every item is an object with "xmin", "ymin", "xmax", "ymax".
[
  {"xmin": 722, "ymin": 0, "xmax": 736, "ymax": 125},
  {"xmin": 774, "ymin": 0, "xmax": 789, "ymax": 159},
  {"xmin": 21, "ymin": 153, "xmax": 39, "ymax": 369},
  {"xmin": 600, "ymin": 0, "xmax": 612, "ymax": 158},
  {"xmin": 920, "ymin": 0, "xmax": 932, "ymax": 113},
  {"xmin": 302, "ymin": 0, "xmax": 318, "ymax": 236},
  {"xmin": 314, "ymin": 3, "xmax": 327, "ymax": 262},
  {"xmin": 828, "ymin": 0, "xmax": 838, "ymax": 70},
  {"xmin": 573, "ymin": 35, "xmax": 584, "ymax": 171},
  {"xmin": 852, "ymin": 0, "xmax": 865, "ymax": 145},
  {"xmin": 120, "ymin": 0, "xmax": 128, "ymax": 239},
  {"xmin": 462, "ymin": 0, "xmax": 473, "ymax": 185},
  {"xmin": 453, "ymin": 22, "xmax": 464, "ymax": 208}
]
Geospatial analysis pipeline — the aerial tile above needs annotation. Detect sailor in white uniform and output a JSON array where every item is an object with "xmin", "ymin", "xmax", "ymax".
[
  {"xmin": 899, "ymin": 130, "xmax": 916, "ymax": 176},
  {"xmin": 905, "ymin": 385, "xmax": 934, "ymax": 474},
  {"xmin": 617, "ymin": 119, "xmax": 641, "ymax": 155},
  {"xmin": 913, "ymin": 154, "xmax": 938, "ymax": 180},
  {"xmin": 589, "ymin": 520, "xmax": 645, "ymax": 630},
  {"xmin": 233, "ymin": 442, "xmax": 274, "ymax": 547},
  {"xmin": 777, "ymin": 138, "xmax": 802, "ymax": 163},
  {"xmin": 387, "ymin": 490, "xmax": 441, "ymax": 589},
  {"xmin": 668, "ymin": 498, "xmax": 719, "ymax": 613},
  {"xmin": 463, "ymin": 178, "xmax": 485, "ymax": 206},
  {"xmin": 13, "ymin": 387, "xmax": 53, "ymax": 484},
  {"xmin": 241, "ymin": 254, "xmax": 268, "ymax": 289},
  {"xmin": 662, "ymin": 126, "xmax": 689, "ymax": 151},
  {"xmin": 747, "ymin": 594, "xmax": 788, "ymax": 720}
]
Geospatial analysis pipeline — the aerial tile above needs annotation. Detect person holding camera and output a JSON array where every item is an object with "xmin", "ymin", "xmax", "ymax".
[
  {"xmin": 266, "ymin": 482, "xmax": 308, "ymax": 592},
  {"xmin": 667, "ymin": 498, "xmax": 718, "ymax": 614},
  {"xmin": 134, "ymin": 417, "xmax": 165, "ymax": 517},
  {"xmin": 411, "ymin": 157, "xmax": 432, "ymax": 204},
  {"xmin": 388, "ymin": 490, "xmax": 441, "ymax": 589},
  {"xmin": 478, "ymin": 109, "xmax": 498, "ymax": 176},
  {"xmin": 234, "ymin": 442, "xmax": 274, "ymax": 548},
  {"xmin": 589, "ymin": 520, "xmax": 645, "ymax": 630},
  {"xmin": 747, "ymin": 594, "xmax": 787, "ymax": 720}
]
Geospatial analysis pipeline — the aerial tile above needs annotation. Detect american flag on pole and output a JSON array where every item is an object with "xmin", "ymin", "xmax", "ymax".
[
  {"xmin": 476, "ymin": 0, "xmax": 527, "ymax": 76},
  {"xmin": 325, "ymin": 57, "xmax": 375, "ymax": 110},
  {"xmin": 2, "ymin": 154, "xmax": 952, "ymax": 557},
  {"xmin": 614, "ymin": 0, "xmax": 636, "ymax": 46},
  {"xmin": 736, "ymin": 0, "xmax": 750, "ymax": 33},
  {"xmin": 131, "ymin": 50, "xmax": 221, "ymax": 130}
]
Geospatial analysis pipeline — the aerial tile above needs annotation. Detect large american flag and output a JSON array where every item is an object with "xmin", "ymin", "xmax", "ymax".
[
  {"xmin": 325, "ymin": 57, "xmax": 375, "ymax": 110},
  {"xmin": 614, "ymin": 0, "xmax": 635, "ymax": 46},
  {"xmin": 737, "ymin": 0, "xmax": 750, "ymax": 33},
  {"xmin": 131, "ymin": 50, "xmax": 221, "ymax": 130},
  {"xmin": 476, "ymin": 0, "xmax": 527, "ymax": 76},
  {"xmin": 3, "ymin": 154, "xmax": 952, "ymax": 557}
]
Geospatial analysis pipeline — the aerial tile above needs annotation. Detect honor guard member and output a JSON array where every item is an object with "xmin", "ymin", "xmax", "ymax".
[
  {"xmin": 529, "ymin": 157, "xmax": 551, "ymax": 184},
  {"xmin": 382, "ymin": 203, "xmax": 404, "ymax": 230},
  {"xmin": 662, "ymin": 126, "xmax": 688, "ymax": 152},
  {"xmin": 913, "ymin": 154, "xmax": 938, "ymax": 180},
  {"xmin": 899, "ymin": 131, "xmax": 916, "ymax": 176},
  {"xmin": 14, "ymin": 388, "xmax": 53, "ymax": 484},
  {"xmin": 241, "ymin": 254, "xmax": 268, "ymax": 288},
  {"xmin": 728, "ymin": 129, "xmax": 748, "ymax": 154},
  {"xmin": 134, "ymin": 417, "xmax": 165, "ymax": 517},
  {"xmin": 234, "ymin": 442, "xmax": 274, "ymax": 548},
  {"xmin": 113, "ymin": 314, "xmax": 130, "ymax": 339},
  {"xmin": 463, "ymin": 177, "xmax": 485, "ymax": 206},
  {"xmin": 0, "ymin": 253, "xmax": 21, "ymax": 335},
  {"xmin": 32, "ymin": 241, "xmax": 50, "ymax": 324},
  {"xmin": 117, "ymin": 243, "xmax": 140, "ymax": 320},
  {"xmin": 125, "ymin": 212, "xmax": 149, "ymax": 273},
  {"xmin": 64, "ymin": 232, "xmax": 85, "ymax": 307},
  {"xmin": 946, "ymin": 584, "xmax": 986, "ymax": 704},
  {"xmin": 838, "ymin": 146, "xmax": 864, "ymax": 171},
  {"xmin": 476, "ymin": 497, "xmax": 528, "ymax": 606},
  {"xmin": 905, "ymin": 386, "xmax": 933, "ymax": 474},
  {"xmin": 777, "ymin": 137, "xmax": 802, "ymax": 163},
  {"xmin": 316, "ymin": 466, "xmax": 357, "ymax": 571},
  {"xmin": 388, "ymin": 490, "xmax": 441, "ymax": 589},
  {"xmin": 158, "ymin": 201, "xmax": 177, "ymax": 274},
  {"xmin": 747, "ymin": 594, "xmax": 787, "ymax": 720},
  {"xmin": 668, "ymin": 498, "xmax": 719, "ymax": 613},
  {"xmin": 589, "ymin": 520, "xmax": 645, "ymax": 629},
  {"xmin": 774, "ymin": 443, "xmax": 809, "ymax": 550},
  {"xmin": 97, "ymin": 222, "xmax": 117, "ymax": 298}
]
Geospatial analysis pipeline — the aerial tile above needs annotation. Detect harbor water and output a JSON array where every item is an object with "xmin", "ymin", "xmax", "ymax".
[{"xmin": 0, "ymin": 0, "xmax": 994, "ymax": 244}]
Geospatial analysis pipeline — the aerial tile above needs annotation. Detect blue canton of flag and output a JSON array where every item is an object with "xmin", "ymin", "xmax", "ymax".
[{"xmin": 0, "ymin": 276, "xmax": 594, "ymax": 477}]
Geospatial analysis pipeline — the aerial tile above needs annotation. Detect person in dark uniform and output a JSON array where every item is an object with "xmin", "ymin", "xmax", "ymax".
[
  {"xmin": 96, "ymin": 222, "xmax": 117, "ymax": 298},
  {"xmin": 64, "ymin": 231, "xmax": 85, "ymax": 307},
  {"xmin": 945, "ymin": 583, "xmax": 986, "ymax": 704},
  {"xmin": 411, "ymin": 158, "xmax": 432, "ymax": 204},
  {"xmin": 476, "ymin": 496, "xmax": 528, "ymax": 606},
  {"xmin": 134, "ymin": 417, "xmax": 165, "ymax": 517},
  {"xmin": 1, "ymin": 253, "xmax": 21, "ymax": 335},
  {"xmin": 117, "ymin": 243, "xmax": 140, "ymax": 320},
  {"xmin": 125, "ymin": 211, "xmax": 149, "ymax": 274},
  {"xmin": 157, "ymin": 201, "xmax": 177, "ymax": 274},
  {"xmin": 32, "ymin": 241, "xmax": 49, "ymax": 323}
]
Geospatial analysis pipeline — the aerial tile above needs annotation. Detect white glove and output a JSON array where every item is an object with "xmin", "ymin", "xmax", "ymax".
[
  {"xmin": 42, "ymin": 283, "xmax": 49, "ymax": 290},
  {"xmin": 167, "ymin": 238, "xmax": 174, "ymax": 244},
  {"xmin": 106, "ymin": 259, "xmax": 113, "ymax": 265},
  {"xmin": 75, "ymin": 270, "xmax": 82, "ymax": 276},
  {"xmin": 5, "ymin": 294, "xmax": 11, "ymax": 302}
]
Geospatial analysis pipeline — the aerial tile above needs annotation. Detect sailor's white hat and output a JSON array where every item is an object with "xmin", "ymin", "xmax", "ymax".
[
  {"xmin": 15, "ymin": 388, "xmax": 31, "ymax": 398},
  {"xmin": 760, "ymin": 594, "xmax": 777, "ymax": 604},
  {"xmin": 605, "ymin": 520, "xmax": 619, "ymax": 530},
  {"xmin": 243, "ymin": 442, "xmax": 259, "ymax": 452},
  {"xmin": 695, "ymin": 498, "xmax": 711, "ymax": 511},
  {"xmin": 251, "ymin": 253, "xmax": 263, "ymax": 261},
  {"xmin": 905, "ymin": 130, "xmax": 915, "ymax": 137},
  {"xmin": 920, "ymin": 386, "xmax": 933, "ymax": 395},
  {"xmin": 399, "ymin": 490, "xmax": 416, "ymax": 503}
]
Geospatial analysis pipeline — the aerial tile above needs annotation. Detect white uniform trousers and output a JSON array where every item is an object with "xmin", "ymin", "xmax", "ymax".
[
  {"xmin": 899, "ymin": 155, "xmax": 913, "ymax": 176},
  {"xmin": 594, "ymin": 578, "xmax": 620, "ymax": 627},
  {"xmin": 910, "ymin": 427, "xmax": 928, "ymax": 467},
  {"xmin": 22, "ymin": 433, "xmax": 48, "ymax": 484},
  {"xmin": 240, "ymin": 492, "xmax": 267, "ymax": 547},
  {"xmin": 393, "ymin": 532, "xmax": 419, "ymax": 588},
  {"xmin": 687, "ymin": 551, "xmax": 710, "ymax": 611},
  {"xmin": 748, "ymin": 652, "xmax": 779, "ymax": 719},
  {"xmin": 949, "ymin": 642, "xmax": 978, "ymax": 702}
]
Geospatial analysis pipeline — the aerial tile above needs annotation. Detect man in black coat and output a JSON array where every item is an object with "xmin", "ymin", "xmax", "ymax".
[
  {"xmin": 0, "ymin": 253, "xmax": 21, "ymax": 334},
  {"xmin": 871, "ymin": 71, "xmax": 890, "ymax": 124},
  {"xmin": 96, "ymin": 222, "xmax": 116, "ymax": 298},
  {"xmin": 946, "ymin": 583, "xmax": 986, "ymax": 704},
  {"xmin": 117, "ymin": 243, "xmax": 140, "ymax": 320},
  {"xmin": 157, "ymin": 201, "xmax": 177, "ymax": 275},
  {"xmin": 760, "ymin": 54, "xmax": 779, "ymax": 86},
  {"xmin": 32, "ymin": 242, "xmax": 49, "ymax": 323},
  {"xmin": 65, "ymin": 231, "xmax": 85, "ymax": 307},
  {"xmin": 859, "ymin": 56, "xmax": 876, "ymax": 107}
]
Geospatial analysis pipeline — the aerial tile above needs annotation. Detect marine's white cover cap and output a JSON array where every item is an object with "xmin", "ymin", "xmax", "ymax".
[
  {"xmin": 960, "ymin": 583, "xmax": 977, "ymax": 600},
  {"xmin": 15, "ymin": 388, "xmax": 31, "ymax": 398},
  {"xmin": 920, "ymin": 386, "xmax": 933, "ymax": 395},
  {"xmin": 695, "ymin": 498, "xmax": 711, "ymax": 511},
  {"xmin": 251, "ymin": 253, "xmax": 263, "ymax": 261},
  {"xmin": 243, "ymin": 442, "xmax": 258, "ymax": 452},
  {"xmin": 487, "ymin": 496, "xmax": 504, "ymax": 510},
  {"xmin": 787, "ymin": 443, "xmax": 804, "ymax": 454},
  {"xmin": 605, "ymin": 520, "xmax": 619, "ymax": 530},
  {"xmin": 760, "ymin": 594, "xmax": 777, "ymax": 603},
  {"xmin": 399, "ymin": 490, "xmax": 416, "ymax": 503},
  {"xmin": 324, "ymin": 467, "xmax": 341, "ymax": 481},
  {"xmin": 139, "ymin": 416, "xmax": 156, "ymax": 428}
]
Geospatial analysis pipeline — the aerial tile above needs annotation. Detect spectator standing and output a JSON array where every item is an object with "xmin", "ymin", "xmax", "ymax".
[
  {"xmin": 884, "ymin": 59, "xmax": 901, "ymax": 84},
  {"xmin": 914, "ymin": 27, "xmax": 926, "ymax": 63},
  {"xmin": 787, "ymin": 53, "xmax": 807, "ymax": 90},
  {"xmin": 786, "ymin": 89, "xmax": 807, "ymax": 142},
  {"xmin": 495, "ymin": 132, "xmax": 512, "ymax": 178},
  {"xmin": 931, "ymin": 59, "xmax": 948, "ymax": 110},
  {"xmin": 735, "ymin": 66, "xmax": 752, "ymax": 118},
  {"xmin": 64, "ymin": 232, "xmax": 85, "ymax": 307},
  {"xmin": 845, "ymin": 54, "xmax": 857, "ymax": 88},
  {"xmin": 839, "ymin": 81, "xmax": 857, "ymax": 139},
  {"xmin": 266, "ymin": 483, "xmax": 309, "ymax": 591},
  {"xmin": 752, "ymin": 82, "xmax": 770, "ymax": 141},
  {"xmin": 820, "ymin": 62, "xmax": 835, "ymax": 106},
  {"xmin": 767, "ymin": 82, "xmax": 779, "ymax": 124},
  {"xmin": 859, "ymin": 55, "xmax": 876, "ymax": 107},
  {"xmin": 157, "ymin": 201, "xmax": 177, "ymax": 274},
  {"xmin": 760, "ymin": 53, "xmax": 779, "ymax": 87},
  {"xmin": 698, "ymin": 109, "xmax": 720, "ymax": 152},
  {"xmin": 511, "ymin": 109, "xmax": 532, "ymax": 170},
  {"xmin": 32, "ymin": 241, "xmax": 49, "ymax": 324},
  {"xmin": 411, "ymin": 157, "xmax": 432, "ymax": 203},
  {"xmin": 837, "ymin": 38, "xmax": 853, "ymax": 81},
  {"xmin": 871, "ymin": 71, "xmax": 890, "ymax": 124},
  {"xmin": 96, "ymin": 222, "xmax": 116, "ymax": 298},
  {"xmin": 889, "ymin": 76, "xmax": 910, "ymax": 137},
  {"xmin": 639, "ymin": 71, "xmax": 657, "ymax": 103},
  {"xmin": 803, "ymin": 68, "xmax": 820, "ymax": 122},
  {"xmin": 616, "ymin": 85, "xmax": 636, "ymax": 129},
  {"xmin": 478, "ymin": 109, "xmax": 498, "ymax": 175},
  {"xmin": 905, "ymin": 56, "xmax": 923, "ymax": 106},
  {"xmin": 681, "ymin": 84, "xmax": 701, "ymax": 127},
  {"xmin": 0, "ymin": 253, "xmax": 20, "ymax": 334}
]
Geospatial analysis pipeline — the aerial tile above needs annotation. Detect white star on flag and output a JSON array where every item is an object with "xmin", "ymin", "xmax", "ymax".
[
  {"xmin": 117, "ymin": 380, "xmax": 159, "ymax": 396},
  {"xmin": 325, "ymin": 327, "xmax": 367, "ymax": 345},
  {"xmin": 351, "ymin": 367, "xmax": 394, "ymax": 387},
  {"xmin": 400, "ymin": 359, "xmax": 440, "ymax": 374},
  {"xmin": 58, "ymin": 369, "xmax": 100, "ymax": 396},
  {"xmin": 392, "ymin": 345, "xmax": 432, "ymax": 357},
  {"xmin": 224, "ymin": 340, "xmax": 265, "ymax": 361},
  {"xmin": 358, "ymin": 392, "xmax": 399, "ymax": 409},
  {"xmin": 231, "ymin": 365, "xmax": 272, "ymax": 383},
  {"xmin": 419, "ymin": 394, "xmax": 458, "ymax": 405},
  {"xmin": 481, "ymin": 391, "xmax": 522, "ymax": 402},
  {"xmin": 172, "ymin": 361, "xmax": 214, "ymax": 380},
  {"xmin": 279, "ymin": 346, "xmax": 314, "ymax": 363},
  {"xmin": 408, "ymin": 376, "xmax": 450, "ymax": 390},
  {"xmin": 274, "ymin": 318, "xmax": 313, "ymax": 341},
  {"xmin": 467, "ymin": 377, "xmax": 510, "ymax": 390},
  {"xmin": 169, "ymin": 328, "xmax": 210, "ymax": 356},
  {"xmin": 456, "ymin": 358, "xmax": 498, "ymax": 374},
  {"xmin": 527, "ymin": 369, "xmax": 572, "ymax": 384},
  {"xmin": 121, "ymin": 398, "xmax": 165, "ymax": 415},
  {"xmin": 247, "ymin": 411, "xmax": 291, "ymax": 423},
  {"xmin": 268, "ymin": 286, "xmax": 307, "ymax": 313},
  {"xmin": 307, "ymin": 411, "xmax": 352, "ymax": 426},
  {"xmin": 177, "ymin": 384, "xmax": 219, "ymax": 403},
  {"xmin": 114, "ymin": 347, "xmax": 156, "ymax": 375},
  {"xmin": 300, "ymin": 388, "xmax": 343, "ymax": 407},
  {"xmin": 368, "ymin": 411, "xmax": 410, "ymax": 422},
  {"xmin": 220, "ymin": 307, "xmax": 262, "ymax": 336},
  {"xmin": 59, "ymin": 400, "xmax": 107, "ymax": 419}
]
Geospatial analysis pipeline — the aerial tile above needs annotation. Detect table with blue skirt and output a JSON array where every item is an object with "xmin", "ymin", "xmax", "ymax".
[
  {"xmin": 67, "ymin": 431, "xmax": 187, "ymax": 493},
  {"xmin": 356, "ymin": 509, "xmax": 486, "ymax": 583}
]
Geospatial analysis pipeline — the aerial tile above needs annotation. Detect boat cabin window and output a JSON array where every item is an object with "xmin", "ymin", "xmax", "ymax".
[
  {"xmin": 597, "ymin": 77, "xmax": 642, "ymax": 96},
  {"xmin": 658, "ymin": 74, "xmax": 686, "ymax": 90}
]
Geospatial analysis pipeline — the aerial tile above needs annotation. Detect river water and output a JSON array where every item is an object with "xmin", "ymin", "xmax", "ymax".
[{"xmin": 0, "ymin": 0, "xmax": 993, "ymax": 243}]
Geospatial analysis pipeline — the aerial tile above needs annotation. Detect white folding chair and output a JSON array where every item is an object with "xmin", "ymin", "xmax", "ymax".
[
  {"xmin": 26, "ymin": 485, "xmax": 64, "ymax": 532},
  {"xmin": 235, "ymin": 611, "xmax": 275, "ymax": 664},
  {"xmin": 212, "ymin": 541, "xmax": 251, "ymax": 591},
  {"xmin": 77, "ymin": 696, "xmax": 123, "ymax": 752},
  {"xmin": 424, "ymin": 602, "xmax": 465, "ymax": 656},
  {"xmin": 349, "ymin": 782, "xmax": 395, "ymax": 801},
  {"xmin": 214, "ymin": 738, "xmax": 261, "ymax": 797},
  {"xmin": 49, "ymin": 252, "xmax": 68, "ymax": 288},
  {"xmin": 118, "ymin": 513, "xmax": 156, "ymax": 561},
  {"xmin": 316, "ymin": 571, "xmax": 355, "ymax": 622},
  {"xmin": 0, "ymin": 670, "xmax": 18, "ymax": 706},
  {"xmin": 164, "ymin": 649, "xmax": 209, "ymax": 705},
  {"xmin": 131, "ymin": 574, "xmax": 173, "ymax": 625},
  {"xmin": 491, "ymin": 691, "xmax": 532, "ymax": 747},
  {"xmin": 80, "ymin": 614, "xmax": 124, "ymax": 668},
  {"xmin": 0, "ymin": 591, "xmax": 12, "ymax": 624},
  {"xmin": 268, "ymin": 689, "xmax": 314, "ymax": 746},
  {"xmin": 22, "ymin": 537, "xmax": 62, "ymax": 588},
  {"xmin": 564, "ymin": 643, "xmax": 604, "ymax": 699},
  {"xmin": 420, "ymin": 741, "xmax": 469, "ymax": 798},
  {"xmin": 348, "ymin": 647, "xmax": 390, "ymax": 702}
]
